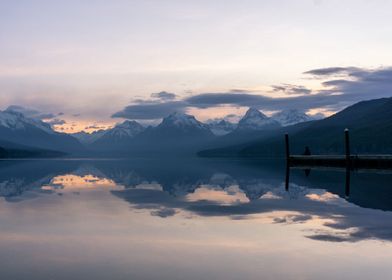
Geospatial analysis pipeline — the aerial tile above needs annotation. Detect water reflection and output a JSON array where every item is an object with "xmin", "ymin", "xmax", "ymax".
[{"xmin": 1, "ymin": 159, "xmax": 392, "ymax": 243}]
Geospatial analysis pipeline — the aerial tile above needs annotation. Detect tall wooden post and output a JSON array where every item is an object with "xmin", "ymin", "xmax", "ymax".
[
  {"xmin": 285, "ymin": 134, "xmax": 290, "ymax": 191},
  {"xmin": 345, "ymin": 128, "xmax": 351, "ymax": 168},
  {"xmin": 344, "ymin": 128, "xmax": 351, "ymax": 197}
]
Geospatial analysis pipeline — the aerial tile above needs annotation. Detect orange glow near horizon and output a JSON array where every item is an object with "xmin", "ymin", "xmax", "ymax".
[
  {"xmin": 51, "ymin": 120, "xmax": 116, "ymax": 134},
  {"xmin": 48, "ymin": 102, "xmax": 331, "ymax": 134},
  {"xmin": 42, "ymin": 174, "xmax": 117, "ymax": 190}
]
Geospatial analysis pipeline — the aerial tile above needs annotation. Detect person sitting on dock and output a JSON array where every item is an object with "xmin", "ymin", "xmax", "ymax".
[{"xmin": 303, "ymin": 146, "xmax": 311, "ymax": 156}]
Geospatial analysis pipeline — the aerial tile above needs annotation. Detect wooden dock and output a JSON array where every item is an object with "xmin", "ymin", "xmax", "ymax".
[{"xmin": 285, "ymin": 129, "xmax": 392, "ymax": 170}]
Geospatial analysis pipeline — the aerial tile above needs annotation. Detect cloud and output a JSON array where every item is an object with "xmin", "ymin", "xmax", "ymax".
[
  {"xmin": 112, "ymin": 92, "xmax": 343, "ymax": 120},
  {"xmin": 271, "ymin": 84, "xmax": 312, "ymax": 95},
  {"xmin": 303, "ymin": 66, "xmax": 361, "ymax": 77},
  {"xmin": 5, "ymin": 105, "xmax": 58, "ymax": 120},
  {"xmin": 47, "ymin": 118, "xmax": 66, "ymax": 126},
  {"xmin": 229, "ymin": 89, "xmax": 253, "ymax": 93},
  {"xmin": 151, "ymin": 91, "xmax": 177, "ymax": 101},
  {"xmin": 206, "ymin": 113, "xmax": 242, "ymax": 124},
  {"xmin": 112, "ymin": 66, "xmax": 392, "ymax": 120},
  {"xmin": 318, "ymin": 67, "xmax": 392, "ymax": 102},
  {"xmin": 186, "ymin": 67, "xmax": 392, "ymax": 110},
  {"xmin": 112, "ymin": 101, "xmax": 187, "ymax": 120},
  {"xmin": 185, "ymin": 92, "xmax": 344, "ymax": 110},
  {"xmin": 84, "ymin": 125, "xmax": 107, "ymax": 130}
]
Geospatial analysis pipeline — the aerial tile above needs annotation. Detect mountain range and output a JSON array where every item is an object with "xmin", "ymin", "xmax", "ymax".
[
  {"xmin": 199, "ymin": 97, "xmax": 392, "ymax": 157},
  {"xmin": 0, "ymin": 107, "xmax": 84, "ymax": 157},
  {"xmin": 78, "ymin": 108, "xmax": 314, "ymax": 154},
  {"xmin": 0, "ymin": 102, "xmax": 352, "ymax": 158},
  {"xmin": 3, "ymin": 97, "xmax": 392, "ymax": 158}
]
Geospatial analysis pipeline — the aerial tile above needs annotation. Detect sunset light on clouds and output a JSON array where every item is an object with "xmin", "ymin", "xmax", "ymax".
[{"xmin": 1, "ymin": 0, "xmax": 392, "ymax": 132}]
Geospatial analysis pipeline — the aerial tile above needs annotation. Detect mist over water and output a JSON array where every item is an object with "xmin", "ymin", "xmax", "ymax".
[{"xmin": 1, "ymin": 158, "xmax": 392, "ymax": 279}]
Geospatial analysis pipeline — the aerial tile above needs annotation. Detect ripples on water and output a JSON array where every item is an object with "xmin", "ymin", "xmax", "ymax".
[{"xmin": 1, "ymin": 159, "xmax": 392, "ymax": 280}]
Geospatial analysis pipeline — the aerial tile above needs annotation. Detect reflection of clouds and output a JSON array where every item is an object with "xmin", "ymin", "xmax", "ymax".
[
  {"xmin": 43, "ymin": 174, "xmax": 116, "ymax": 190},
  {"xmin": 306, "ymin": 192, "xmax": 341, "ymax": 202},
  {"xmin": 151, "ymin": 207, "xmax": 177, "ymax": 218},
  {"xmin": 133, "ymin": 183, "xmax": 163, "ymax": 191},
  {"xmin": 260, "ymin": 192, "xmax": 282, "ymax": 200},
  {"xmin": 112, "ymin": 183, "xmax": 392, "ymax": 243},
  {"xmin": 0, "ymin": 179, "xmax": 26, "ymax": 197},
  {"xmin": 186, "ymin": 185, "xmax": 249, "ymax": 205},
  {"xmin": 2, "ymin": 160, "xmax": 392, "ymax": 244},
  {"xmin": 0, "ymin": 176, "xmax": 55, "ymax": 202},
  {"xmin": 273, "ymin": 214, "xmax": 313, "ymax": 224}
]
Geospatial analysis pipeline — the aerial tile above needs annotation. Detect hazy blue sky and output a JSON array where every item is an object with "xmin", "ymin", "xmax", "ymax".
[{"xmin": 1, "ymin": 0, "xmax": 392, "ymax": 131}]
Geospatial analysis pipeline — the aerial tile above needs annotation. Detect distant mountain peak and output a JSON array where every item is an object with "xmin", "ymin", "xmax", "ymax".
[
  {"xmin": 206, "ymin": 119, "xmax": 237, "ymax": 136},
  {"xmin": 237, "ymin": 107, "xmax": 280, "ymax": 130},
  {"xmin": 83, "ymin": 119, "xmax": 146, "ymax": 148},
  {"xmin": 105, "ymin": 120, "xmax": 144, "ymax": 139},
  {"xmin": 161, "ymin": 112, "xmax": 207, "ymax": 129},
  {"xmin": 0, "ymin": 108, "xmax": 84, "ymax": 153},
  {"xmin": 272, "ymin": 109, "xmax": 313, "ymax": 126},
  {"xmin": 0, "ymin": 109, "xmax": 55, "ymax": 134},
  {"xmin": 243, "ymin": 107, "xmax": 268, "ymax": 119},
  {"xmin": 115, "ymin": 120, "xmax": 143, "ymax": 129},
  {"xmin": 71, "ymin": 129, "xmax": 107, "ymax": 145}
]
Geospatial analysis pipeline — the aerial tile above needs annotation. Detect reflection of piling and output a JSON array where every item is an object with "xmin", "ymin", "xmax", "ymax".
[
  {"xmin": 285, "ymin": 164, "xmax": 290, "ymax": 191},
  {"xmin": 345, "ymin": 166, "xmax": 351, "ymax": 197},
  {"xmin": 285, "ymin": 134, "xmax": 290, "ymax": 165}
]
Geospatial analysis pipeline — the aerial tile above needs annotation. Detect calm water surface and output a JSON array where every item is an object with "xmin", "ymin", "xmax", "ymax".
[{"xmin": 1, "ymin": 158, "xmax": 392, "ymax": 280}]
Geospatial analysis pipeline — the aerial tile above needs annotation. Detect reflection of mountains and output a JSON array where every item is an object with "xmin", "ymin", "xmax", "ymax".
[
  {"xmin": 0, "ymin": 159, "xmax": 285, "ymax": 200},
  {"xmin": 96, "ymin": 159, "xmax": 285, "ymax": 200},
  {"xmin": 0, "ymin": 160, "xmax": 77, "ymax": 200},
  {"xmin": 1, "ymin": 159, "xmax": 392, "ymax": 211},
  {"xmin": 2, "ymin": 159, "xmax": 392, "ymax": 242}
]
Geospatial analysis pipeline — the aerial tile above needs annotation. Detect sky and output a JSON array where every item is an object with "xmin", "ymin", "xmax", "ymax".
[{"xmin": 1, "ymin": 0, "xmax": 392, "ymax": 132}]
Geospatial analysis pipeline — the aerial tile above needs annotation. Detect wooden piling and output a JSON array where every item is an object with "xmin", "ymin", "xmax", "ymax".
[
  {"xmin": 345, "ymin": 128, "xmax": 351, "ymax": 168},
  {"xmin": 285, "ymin": 134, "xmax": 290, "ymax": 191}
]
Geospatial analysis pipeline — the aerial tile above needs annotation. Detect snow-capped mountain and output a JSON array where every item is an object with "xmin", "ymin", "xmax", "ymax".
[
  {"xmin": 207, "ymin": 119, "xmax": 237, "ymax": 136},
  {"xmin": 91, "ymin": 120, "xmax": 145, "ymax": 149},
  {"xmin": 272, "ymin": 109, "xmax": 313, "ymax": 126},
  {"xmin": 136, "ymin": 112, "xmax": 215, "ymax": 149},
  {"xmin": 159, "ymin": 112, "xmax": 210, "ymax": 131},
  {"xmin": 102, "ymin": 120, "xmax": 144, "ymax": 140},
  {"xmin": 236, "ymin": 108, "xmax": 280, "ymax": 131},
  {"xmin": 76, "ymin": 120, "xmax": 145, "ymax": 146},
  {"xmin": 0, "ymin": 107, "xmax": 55, "ymax": 134},
  {"xmin": 0, "ymin": 107, "xmax": 83, "ymax": 153},
  {"xmin": 71, "ymin": 130, "xmax": 107, "ymax": 145},
  {"xmin": 87, "ymin": 113, "xmax": 215, "ymax": 153}
]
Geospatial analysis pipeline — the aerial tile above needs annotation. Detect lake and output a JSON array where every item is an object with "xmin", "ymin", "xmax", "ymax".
[{"xmin": 1, "ymin": 158, "xmax": 392, "ymax": 280}]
